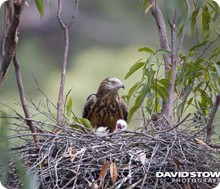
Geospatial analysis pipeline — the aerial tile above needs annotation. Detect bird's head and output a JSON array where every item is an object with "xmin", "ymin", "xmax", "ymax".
[
  {"xmin": 115, "ymin": 119, "xmax": 127, "ymax": 132},
  {"xmin": 98, "ymin": 77, "xmax": 125, "ymax": 93}
]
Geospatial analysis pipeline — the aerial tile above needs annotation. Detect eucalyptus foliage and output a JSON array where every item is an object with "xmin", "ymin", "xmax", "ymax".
[{"xmin": 125, "ymin": 0, "xmax": 220, "ymax": 122}]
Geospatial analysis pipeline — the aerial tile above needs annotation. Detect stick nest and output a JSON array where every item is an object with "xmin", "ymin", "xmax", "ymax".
[{"xmin": 5, "ymin": 114, "xmax": 220, "ymax": 189}]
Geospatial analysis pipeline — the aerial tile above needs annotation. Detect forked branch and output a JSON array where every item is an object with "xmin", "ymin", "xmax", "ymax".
[
  {"xmin": 150, "ymin": 0, "xmax": 190, "ymax": 121},
  {"xmin": 56, "ymin": 0, "xmax": 79, "ymax": 127}
]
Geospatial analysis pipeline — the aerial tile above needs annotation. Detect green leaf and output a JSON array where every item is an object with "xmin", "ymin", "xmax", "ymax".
[
  {"xmin": 145, "ymin": 106, "xmax": 152, "ymax": 115},
  {"xmin": 156, "ymin": 48, "xmax": 172, "ymax": 54},
  {"xmin": 127, "ymin": 82, "xmax": 142, "ymax": 104},
  {"xmin": 178, "ymin": 62, "xmax": 186, "ymax": 82},
  {"xmin": 145, "ymin": 3, "xmax": 153, "ymax": 14},
  {"xmin": 129, "ymin": 85, "xmax": 149, "ymax": 119},
  {"xmin": 153, "ymin": 84, "xmax": 169, "ymax": 102},
  {"xmin": 213, "ymin": 62, "xmax": 220, "ymax": 77},
  {"xmin": 191, "ymin": 10, "xmax": 199, "ymax": 34},
  {"xmin": 194, "ymin": 58, "xmax": 204, "ymax": 65},
  {"xmin": 136, "ymin": 0, "xmax": 149, "ymax": 9},
  {"xmin": 178, "ymin": 24, "xmax": 184, "ymax": 38},
  {"xmin": 72, "ymin": 116, "xmax": 93, "ymax": 130},
  {"xmin": 66, "ymin": 97, "xmax": 73, "ymax": 117},
  {"xmin": 198, "ymin": 89, "xmax": 213, "ymax": 106},
  {"xmin": 194, "ymin": 82, "xmax": 205, "ymax": 92},
  {"xmin": 157, "ymin": 79, "xmax": 170, "ymax": 89},
  {"xmin": 145, "ymin": 67, "xmax": 155, "ymax": 87},
  {"xmin": 137, "ymin": 84, "xmax": 149, "ymax": 107},
  {"xmin": 189, "ymin": 41, "xmax": 208, "ymax": 55},
  {"xmin": 197, "ymin": 101, "xmax": 204, "ymax": 111},
  {"xmin": 209, "ymin": 48, "xmax": 220, "ymax": 59},
  {"xmin": 202, "ymin": 5, "xmax": 211, "ymax": 34},
  {"xmin": 128, "ymin": 106, "xmax": 138, "ymax": 123},
  {"xmin": 35, "ymin": 0, "xmax": 44, "ymax": 18},
  {"xmin": 184, "ymin": 97, "xmax": 194, "ymax": 112},
  {"xmin": 143, "ymin": 55, "xmax": 153, "ymax": 74},
  {"xmin": 207, "ymin": 1, "xmax": 220, "ymax": 11},
  {"xmin": 125, "ymin": 61, "xmax": 145, "ymax": 79},
  {"xmin": 79, "ymin": 118, "xmax": 93, "ymax": 129},
  {"xmin": 138, "ymin": 47, "xmax": 154, "ymax": 54}
]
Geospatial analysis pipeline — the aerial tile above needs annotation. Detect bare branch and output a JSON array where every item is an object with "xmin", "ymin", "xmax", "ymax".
[
  {"xmin": 0, "ymin": 0, "xmax": 25, "ymax": 88},
  {"xmin": 13, "ymin": 52, "xmax": 40, "ymax": 147},
  {"xmin": 165, "ymin": 113, "xmax": 191, "ymax": 132},
  {"xmin": 164, "ymin": 10, "xmax": 178, "ymax": 120},
  {"xmin": 150, "ymin": 0, "xmax": 191, "ymax": 121},
  {"xmin": 150, "ymin": 0, "xmax": 171, "ymax": 77},
  {"xmin": 69, "ymin": 0, "xmax": 79, "ymax": 28},
  {"xmin": 57, "ymin": 0, "xmax": 79, "ymax": 29},
  {"xmin": 56, "ymin": 0, "xmax": 79, "ymax": 127},
  {"xmin": 149, "ymin": 0, "xmax": 173, "ymax": 120}
]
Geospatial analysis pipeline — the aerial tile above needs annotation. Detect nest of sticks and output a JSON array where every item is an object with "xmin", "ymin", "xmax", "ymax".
[{"xmin": 4, "ymin": 113, "xmax": 220, "ymax": 189}]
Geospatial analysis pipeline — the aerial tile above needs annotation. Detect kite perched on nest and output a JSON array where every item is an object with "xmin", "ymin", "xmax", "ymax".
[{"xmin": 82, "ymin": 77, "xmax": 128, "ymax": 133}]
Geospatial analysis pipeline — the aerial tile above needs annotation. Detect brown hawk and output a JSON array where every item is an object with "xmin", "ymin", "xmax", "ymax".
[{"xmin": 82, "ymin": 77, "xmax": 128, "ymax": 133}]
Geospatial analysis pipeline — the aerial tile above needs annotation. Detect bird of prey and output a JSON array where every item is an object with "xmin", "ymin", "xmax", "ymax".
[{"xmin": 82, "ymin": 77, "xmax": 128, "ymax": 133}]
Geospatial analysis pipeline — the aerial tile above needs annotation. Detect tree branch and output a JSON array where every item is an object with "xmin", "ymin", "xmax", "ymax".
[
  {"xmin": 206, "ymin": 90, "xmax": 220, "ymax": 144},
  {"xmin": 150, "ymin": 0, "xmax": 171, "ymax": 77},
  {"xmin": 150, "ymin": 0, "xmax": 172, "ymax": 119},
  {"xmin": 0, "ymin": 0, "xmax": 39, "ymax": 147},
  {"xmin": 13, "ymin": 52, "xmax": 40, "ymax": 147},
  {"xmin": 164, "ymin": 11, "xmax": 177, "ymax": 120},
  {"xmin": 56, "ymin": 0, "xmax": 79, "ymax": 127},
  {"xmin": 0, "ymin": 0, "xmax": 25, "ymax": 88},
  {"xmin": 150, "ymin": 0, "xmax": 191, "ymax": 121}
]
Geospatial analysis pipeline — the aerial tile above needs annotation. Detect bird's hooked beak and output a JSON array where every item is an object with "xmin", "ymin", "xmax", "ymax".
[
  {"xmin": 116, "ymin": 81, "xmax": 125, "ymax": 89},
  {"xmin": 119, "ymin": 84, "xmax": 125, "ymax": 89},
  {"xmin": 115, "ymin": 84, "xmax": 124, "ymax": 90}
]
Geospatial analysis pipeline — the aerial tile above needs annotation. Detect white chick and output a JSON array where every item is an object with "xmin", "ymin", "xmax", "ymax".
[
  {"xmin": 94, "ymin": 119, "xmax": 127, "ymax": 137},
  {"xmin": 94, "ymin": 126, "xmax": 109, "ymax": 137},
  {"xmin": 115, "ymin": 119, "xmax": 127, "ymax": 132}
]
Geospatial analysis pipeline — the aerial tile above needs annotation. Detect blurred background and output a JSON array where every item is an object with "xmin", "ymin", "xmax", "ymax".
[
  {"xmin": 0, "ymin": 0, "xmax": 156, "ymax": 121},
  {"xmin": 0, "ymin": 0, "xmax": 219, "ymax": 129}
]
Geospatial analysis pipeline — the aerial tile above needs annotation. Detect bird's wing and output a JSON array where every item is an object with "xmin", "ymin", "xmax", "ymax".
[
  {"xmin": 119, "ymin": 98, "xmax": 128, "ymax": 121},
  {"xmin": 82, "ymin": 94, "xmax": 97, "ymax": 119}
]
